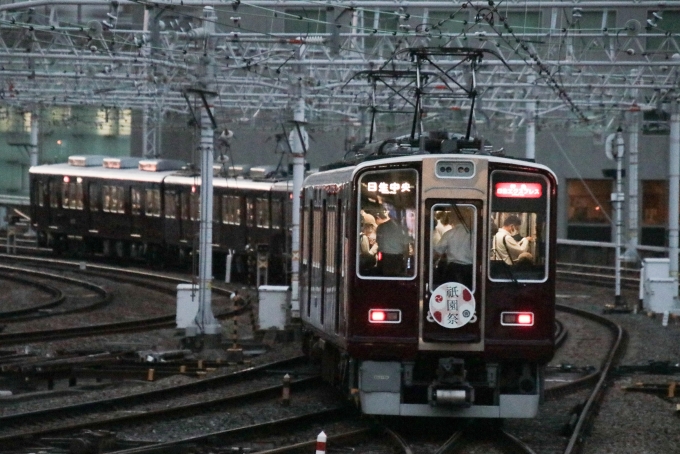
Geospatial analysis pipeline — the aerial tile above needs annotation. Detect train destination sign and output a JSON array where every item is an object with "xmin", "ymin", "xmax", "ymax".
[
  {"xmin": 494, "ymin": 182, "xmax": 542, "ymax": 198},
  {"xmin": 366, "ymin": 181, "xmax": 413, "ymax": 195}
]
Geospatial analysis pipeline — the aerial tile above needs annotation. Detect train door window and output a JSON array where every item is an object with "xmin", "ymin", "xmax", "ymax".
[
  {"xmin": 75, "ymin": 183, "xmax": 84, "ymax": 210},
  {"xmin": 271, "ymin": 199, "xmax": 282, "ymax": 229},
  {"xmin": 61, "ymin": 181, "xmax": 70, "ymax": 209},
  {"xmin": 49, "ymin": 181, "xmax": 59, "ymax": 208},
  {"xmin": 181, "ymin": 193, "xmax": 190, "ymax": 220},
  {"xmin": 357, "ymin": 168, "xmax": 418, "ymax": 279},
  {"xmin": 430, "ymin": 204, "xmax": 477, "ymax": 292},
  {"xmin": 302, "ymin": 202, "xmax": 310, "ymax": 269},
  {"xmin": 246, "ymin": 197, "xmax": 256, "ymax": 227},
  {"xmin": 212, "ymin": 193, "xmax": 219, "ymax": 223},
  {"xmin": 103, "ymin": 186, "xmax": 111, "ymax": 212},
  {"xmin": 256, "ymin": 197, "xmax": 269, "ymax": 228},
  {"xmin": 165, "ymin": 191, "xmax": 177, "ymax": 219},
  {"xmin": 35, "ymin": 181, "xmax": 45, "ymax": 207},
  {"xmin": 131, "ymin": 188, "xmax": 142, "ymax": 216},
  {"xmin": 68, "ymin": 183, "xmax": 78, "ymax": 209},
  {"xmin": 146, "ymin": 189, "xmax": 161, "ymax": 217},
  {"xmin": 190, "ymin": 192, "xmax": 200, "ymax": 221},
  {"xmin": 334, "ymin": 199, "xmax": 344, "ymax": 333},
  {"xmin": 112, "ymin": 186, "xmax": 125, "ymax": 214},
  {"xmin": 89, "ymin": 184, "xmax": 99, "ymax": 211},
  {"xmin": 489, "ymin": 171, "xmax": 549, "ymax": 282}
]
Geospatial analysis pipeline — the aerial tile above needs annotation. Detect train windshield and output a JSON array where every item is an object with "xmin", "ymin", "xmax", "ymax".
[
  {"xmin": 489, "ymin": 170, "xmax": 550, "ymax": 282},
  {"xmin": 357, "ymin": 168, "xmax": 417, "ymax": 279}
]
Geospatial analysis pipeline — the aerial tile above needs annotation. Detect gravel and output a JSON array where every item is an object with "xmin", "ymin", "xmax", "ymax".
[{"xmin": 1, "ymin": 270, "xmax": 679, "ymax": 453}]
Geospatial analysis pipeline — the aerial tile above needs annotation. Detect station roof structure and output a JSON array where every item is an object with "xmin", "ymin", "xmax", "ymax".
[{"xmin": 1, "ymin": 0, "xmax": 680, "ymax": 135}]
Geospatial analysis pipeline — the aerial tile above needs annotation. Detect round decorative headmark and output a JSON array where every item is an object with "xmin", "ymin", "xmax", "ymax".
[{"xmin": 428, "ymin": 282, "xmax": 476, "ymax": 329}]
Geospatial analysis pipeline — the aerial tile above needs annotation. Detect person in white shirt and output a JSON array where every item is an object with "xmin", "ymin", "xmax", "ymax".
[
  {"xmin": 432, "ymin": 210, "xmax": 452, "ymax": 247},
  {"xmin": 492, "ymin": 215, "xmax": 534, "ymax": 266},
  {"xmin": 433, "ymin": 211, "xmax": 473, "ymax": 288}
]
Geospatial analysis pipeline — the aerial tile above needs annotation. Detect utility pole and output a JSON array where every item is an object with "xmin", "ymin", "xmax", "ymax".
[
  {"xmin": 289, "ymin": 96, "xmax": 307, "ymax": 320},
  {"xmin": 29, "ymin": 110, "xmax": 39, "ymax": 167},
  {"xmin": 525, "ymin": 75, "xmax": 536, "ymax": 161},
  {"xmin": 184, "ymin": 6, "xmax": 221, "ymax": 342},
  {"xmin": 624, "ymin": 81, "xmax": 641, "ymax": 263},
  {"xmin": 669, "ymin": 98, "xmax": 680, "ymax": 310},
  {"xmin": 613, "ymin": 127, "xmax": 624, "ymax": 307},
  {"xmin": 289, "ymin": 39, "xmax": 309, "ymax": 320}
]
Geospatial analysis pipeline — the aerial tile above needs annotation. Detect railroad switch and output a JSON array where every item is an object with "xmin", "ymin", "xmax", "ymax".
[
  {"xmin": 68, "ymin": 430, "xmax": 116, "ymax": 454},
  {"xmin": 621, "ymin": 382, "xmax": 678, "ymax": 398},
  {"xmin": 603, "ymin": 303, "xmax": 632, "ymax": 314},
  {"xmin": 613, "ymin": 361, "xmax": 680, "ymax": 376}
]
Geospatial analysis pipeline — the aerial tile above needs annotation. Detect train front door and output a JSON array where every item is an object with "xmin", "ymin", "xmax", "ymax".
[{"xmin": 422, "ymin": 199, "xmax": 482, "ymax": 344}]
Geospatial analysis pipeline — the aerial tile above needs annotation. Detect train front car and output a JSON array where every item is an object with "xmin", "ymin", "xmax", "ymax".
[{"xmin": 300, "ymin": 147, "xmax": 556, "ymax": 419}]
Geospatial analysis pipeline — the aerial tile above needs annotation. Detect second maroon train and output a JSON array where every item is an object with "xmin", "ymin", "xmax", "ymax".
[{"xmin": 29, "ymin": 156, "xmax": 293, "ymax": 285}]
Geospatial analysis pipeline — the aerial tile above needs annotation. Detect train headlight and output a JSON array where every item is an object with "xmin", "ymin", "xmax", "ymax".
[
  {"xmin": 501, "ymin": 312, "xmax": 534, "ymax": 326},
  {"xmin": 369, "ymin": 309, "xmax": 401, "ymax": 324}
]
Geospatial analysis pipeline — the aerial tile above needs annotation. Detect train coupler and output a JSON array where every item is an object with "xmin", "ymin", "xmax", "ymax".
[
  {"xmin": 428, "ymin": 384, "xmax": 475, "ymax": 407},
  {"xmin": 429, "ymin": 357, "xmax": 475, "ymax": 407}
]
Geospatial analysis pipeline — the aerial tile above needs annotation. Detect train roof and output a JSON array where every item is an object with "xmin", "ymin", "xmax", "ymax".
[
  {"xmin": 163, "ymin": 174, "xmax": 290, "ymax": 192},
  {"xmin": 29, "ymin": 157, "xmax": 295, "ymax": 190},
  {"xmin": 29, "ymin": 162, "xmax": 180, "ymax": 182},
  {"xmin": 304, "ymin": 153, "xmax": 557, "ymax": 186}
]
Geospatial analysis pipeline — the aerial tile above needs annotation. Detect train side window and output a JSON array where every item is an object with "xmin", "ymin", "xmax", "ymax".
[
  {"xmin": 222, "ymin": 195, "xmax": 240, "ymax": 225},
  {"xmin": 357, "ymin": 168, "xmax": 418, "ymax": 279},
  {"xmin": 430, "ymin": 204, "xmax": 476, "ymax": 291},
  {"xmin": 132, "ymin": 188, "xmax": 142, "ymax": 216},
  {"xmin": 489, "ymin": 171, "xmax": 549, "ymax": 282}
]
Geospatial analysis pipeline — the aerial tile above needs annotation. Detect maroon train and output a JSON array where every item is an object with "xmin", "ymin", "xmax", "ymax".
[{"xmin": 299, "ymin": 133, "xmax": 557, "ymax": 418}]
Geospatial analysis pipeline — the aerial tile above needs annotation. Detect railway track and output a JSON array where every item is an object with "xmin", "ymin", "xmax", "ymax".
[
  {"xmin": 0, "ymin": 253, "xmax": 637, "ymax": 453},
  {"xmin": 0, "ymin": 256, "xmax": 249, "ymax": 347},
  {"xmin": 0, "ymin": 356, "xmax": 322, "ymax": 448},
  {"xmin": 557, "ymin": 262, "xmax": 640, "ymax": 288}
]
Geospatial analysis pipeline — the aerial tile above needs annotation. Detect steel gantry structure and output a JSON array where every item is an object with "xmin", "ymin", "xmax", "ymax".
[{"xmin": 1, "ymin": 1, "xmax": 680, "ymax": 137}]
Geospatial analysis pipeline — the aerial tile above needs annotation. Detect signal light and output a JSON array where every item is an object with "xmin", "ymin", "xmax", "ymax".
[
  {"xmin": 369, "ymin": 309, "xmax": 401, "ymax": 324},
  {"xmin": 63, "ymin": 176, "xmax": 70, "ymax": 183},
  {"xmin": 501, "ymin": 312, "xmax": 534, "ymax": 326}
]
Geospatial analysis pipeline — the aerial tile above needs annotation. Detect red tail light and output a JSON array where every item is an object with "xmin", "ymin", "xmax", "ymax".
[
  {"xmin": 501, "ymin": 312, "xmax": 534, "ymax": 326},
  {"xmin": 377, "ymin": 252, "xmax": 383, "ymax": 261},
  {"xmin": 369, "ymin": 309, "xmax": 401, "ymax": 324}
]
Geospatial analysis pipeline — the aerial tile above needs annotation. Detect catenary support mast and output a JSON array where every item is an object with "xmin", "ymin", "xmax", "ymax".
[{"xmin": 668, "ymin": 99, "xmax": 680, "ymax": 309}]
